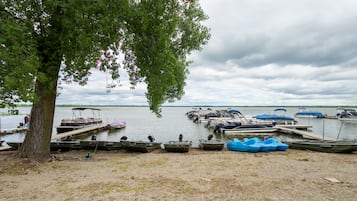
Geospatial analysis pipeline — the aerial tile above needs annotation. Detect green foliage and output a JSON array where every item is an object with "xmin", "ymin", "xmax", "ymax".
[
  {"xmin": 0, "ymin": 3, "xmax": 38, "ymax": 108},
  {"xmin": 121, "ymin": 0, "xmax": 210, "ymax": 116},
  {"xmin": 0, "ymin": 0, "xmax": 210, "ymax": 115}
]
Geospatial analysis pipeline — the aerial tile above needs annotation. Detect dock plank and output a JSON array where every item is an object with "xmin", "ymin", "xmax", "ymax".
[
  {"xmin": 0, "ymin": 146, "xmax": 12, "ymax": 151},
  {"xmin": 275, "ymin": 125, "xmax": 312, "ymax": 129},
  {"xmin": 275, "ymin": 126, "xmax": 335, "ymax": 141},
  {"xmin": 52, "ymin": 124, "xmax": 109, "ymax": 140}
]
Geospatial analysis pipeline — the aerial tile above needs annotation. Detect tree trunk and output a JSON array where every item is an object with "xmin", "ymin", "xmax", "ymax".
[
  {"xmin": 18, "ymin": 66, "xmax": 59, "ymax": 161},
  {"xmin": 17, "ymin": 4, "xmax": 64, "ymax": 161}
]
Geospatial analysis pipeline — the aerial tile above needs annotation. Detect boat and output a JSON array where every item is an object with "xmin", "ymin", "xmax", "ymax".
[
  {"xmin": 120, "ymin": 136, "xmax": 161, "ymax": 153},
  {"xmin": 227, "ymin": 137, "xmax": 288, "ymax": 152},
  {"xmin": 109, "ymin": 120, "xmax": 126, "ymax": 129},
  {"xmin": 6, "ymin": 141, "xmax": 83, "ymax": 151},
  {"xmin": 80, "ymin": 140, "xmax": 122, "ymax": 150},
  {"xmin": 253, "ymin": 108, "xmax": 297, "ymax": 124},
  {"xmin": 259, "ymin": 138, "xmax": 278, "ymax": 152},
  {"xmin": 337, "ymin": 108, "xmax": 357, "ymax": 123},
  {"xmin": 227, "ymin": 138, "xmax": 258, "ymax": 152},
  {"xmin": 164, "ymin": 141, "xmax": 192, "ymax": 152},
  {"xmin": 276, "ymin": 140, "xmax": 289, "ymax": 151},
  {"xmin": 5, "ymin": 142, "xmax": 22, "ymax": 150},
  {"xmin": 199, "ymin": 135, "xmax": 225, "ymax": 150},
  {"xmin": 164, "ymin": 134, "xmax": 192, "ymax": 153},
  {"xmin": 283, "ymin": 140, "xmax": 357, "ymax": 153},
  {"xmin": 121, "ymin": 141, "xmax": 161, "ymax": 153},
  {"xmin": 56, "ymin": 107, "xmax": 103, "ymax": 133},
  {"xmin": 294, "ymin": 108, "xmax": 325, "ymax": 118}
]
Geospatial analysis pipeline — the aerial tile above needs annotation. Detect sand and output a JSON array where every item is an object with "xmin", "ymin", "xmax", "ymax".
[{"xmin": 0, "ymin": 149, "xmax": 356, "ymax": 201}]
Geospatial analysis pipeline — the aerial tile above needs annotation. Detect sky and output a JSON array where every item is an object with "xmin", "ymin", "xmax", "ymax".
[{"xmin": 56, "ymin": 0, "xmax": 357, "ymax": 106}]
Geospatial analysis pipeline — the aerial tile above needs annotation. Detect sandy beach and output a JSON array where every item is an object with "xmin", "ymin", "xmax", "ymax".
[{"xmin": 0, "ymin": 148, "xmax": 356, "ymax": 201}]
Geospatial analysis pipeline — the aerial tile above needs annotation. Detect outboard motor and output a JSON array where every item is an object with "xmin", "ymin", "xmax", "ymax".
[
  {"xmin": 179, "ymin": 134, "xmax": 183, "ymax": 142},
  {"xmin": 214, "ymin": 123, "xmax": 224, "ymax": 133},
  {"xmin": 148, "ymin": 135, "xmax": 155, "ymax": 142},
  {"xmin": 120, "ymin": 136, "xmax": 128, "ymax": 141},
  {"xmin": 207, "ymin": 134, "xmax": 214, "ymax": 140}
]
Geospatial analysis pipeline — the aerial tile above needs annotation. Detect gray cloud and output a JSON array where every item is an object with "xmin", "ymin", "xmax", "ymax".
[
  {"xmin": 58, "ymin": 0, "xmax": 357, "ymax": 106},
  {"xmin": 197, "ymin": 0, "xmax": 357, "ymax": 68}
]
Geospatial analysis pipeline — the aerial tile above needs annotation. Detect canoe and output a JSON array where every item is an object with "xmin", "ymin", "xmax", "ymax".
[
  {"xmin": 163, "ymin": 141, "xmax": 192, "ymax": 153},
  {"xmin": 283, "ymin": 140, "xmax": 357, "ymax": 153},
  {"xmin": 121, "ymin": 140, "xmax": 162, "ymax": 153},
  {"xmin": 199, "ymin": 139, "xmax": 225, "ymax": 150}
]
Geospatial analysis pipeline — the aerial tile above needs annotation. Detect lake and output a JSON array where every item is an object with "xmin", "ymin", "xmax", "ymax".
[{"xmin": 1, "ymin": 106, "xmax": 357, "ymax": 147}]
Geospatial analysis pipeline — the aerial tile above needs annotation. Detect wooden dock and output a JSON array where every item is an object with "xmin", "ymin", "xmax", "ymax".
[
  {"xmin": 274, "ymin": 125, "xmax": 312, "ymax": 130},
  {"xmin": 52, "ymin": 124, "xmax": 110, "ymax": 140},
  {"xmin": 0, "ymin": 146, "xmax": 12, "ymax": 151},
  {"xmin": 275, "ymin": 125, "xmax": 335, "ymax": 141},
  {"xmin": 0, "ymin": 127, "xmax": 28, "ymax": 135}
]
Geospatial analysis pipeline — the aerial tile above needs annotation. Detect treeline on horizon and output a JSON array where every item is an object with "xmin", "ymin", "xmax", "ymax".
[{"xmin": 12, "ymin": 104, "xmax": 357, "ymax": 108}]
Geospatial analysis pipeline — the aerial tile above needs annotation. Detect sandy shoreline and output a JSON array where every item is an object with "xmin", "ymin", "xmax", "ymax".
[{"xmin": 0, "ymin": 149, "xmax": 356, "ymax": 201}]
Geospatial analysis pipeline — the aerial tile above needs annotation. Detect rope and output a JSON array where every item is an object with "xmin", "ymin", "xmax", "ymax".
[{"xmin": 84, "ymin": 140, "xmax": 100, "ymax": 160}]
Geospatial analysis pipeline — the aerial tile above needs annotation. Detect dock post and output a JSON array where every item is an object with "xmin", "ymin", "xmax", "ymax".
[
  {"xmin": 322, "ymin": 120, "xmax": 325, "ymax": 141},
  {"xmin": 337, "ymin": 122, "xmax": 344, "ymax": 140}
]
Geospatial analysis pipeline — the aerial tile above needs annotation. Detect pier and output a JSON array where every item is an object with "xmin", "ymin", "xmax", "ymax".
[
  {"xmin": 0, "ymin": 127, "xmax": 28, "ymax": 135},
  {"xmin": 0, "ymin": 145, "xmax": 11, "ymax": 151},
  {"xmin": 52, "ymin": 124, "xmax": 110, "ymax": 140},
  {"xmin": 275, "ymin": 125, "xmax": 336, "ymax": 141}
]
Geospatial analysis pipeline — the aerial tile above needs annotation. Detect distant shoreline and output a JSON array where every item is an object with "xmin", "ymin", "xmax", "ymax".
[{"xmin": 11, "ymin": 104, "xmax": 357, "ymax": 108}]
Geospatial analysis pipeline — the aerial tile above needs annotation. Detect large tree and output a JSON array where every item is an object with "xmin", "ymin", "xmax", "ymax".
[{"xmin": 0, "ymin": 0, "xmax": 210, "ymax": 161}]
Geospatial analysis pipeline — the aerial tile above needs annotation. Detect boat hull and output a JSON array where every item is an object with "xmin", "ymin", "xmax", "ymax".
[
  {"xmin": 80, "ymin": 140, "xmax": 122, "ymax": 150},
  {"xmin": 164, "ymin": 141, "xmax": 192, "ymax": 153},
  {"xmin": 121, "ymin": 141, "xmax": 161, "ymax": 153},
  {"xmin": 199, "ymin": 139, "xmax": 225, "ymax": 150},
  {"xmin": 284, "ymin": 140, "xmax": 357, "ymax": 153}
]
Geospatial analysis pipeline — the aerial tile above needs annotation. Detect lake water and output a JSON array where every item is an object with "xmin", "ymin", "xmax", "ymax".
[{"xmin": 1, "ymin": 106, "xmax": 357, "ymax": 147}]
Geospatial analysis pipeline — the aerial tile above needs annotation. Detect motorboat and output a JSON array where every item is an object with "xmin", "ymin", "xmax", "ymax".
[
  {"xmin": 198, "ymin": 134, "xmax": 225, "ymax": 150},
  {"xmin": 337, "ymin": 108, "xmax": 357, "ymax": 123},
  {"xmin": 120, "ymin": 135, "xmax": 161, "ymax": 153},
  {"xmin": 253, "ymin": 108, "xmax": 297, "ymax": 125},
  {"xmin": 121, "ymin": 140, "xmax": 162, "ymax": 153},
  {"xmin": 294, "ymin": 108, "xmax": 325, "ymax": 118},
  {"xmin": 163, "ymin": 134, "xmax": 192, "ymax": 153},
  {"xmin": 109, "ymin": 120, "xmax": 126, "ymax": 129},
  {"xmin": 56, "ymin": 107, "xmax": 103, "ymax": 133}
]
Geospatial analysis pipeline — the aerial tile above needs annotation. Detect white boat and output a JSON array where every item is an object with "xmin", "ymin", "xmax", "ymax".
[
  {"xmin": 56, "ymin": 107, "xmax": 103, "ymax": 133},
  {"xmin": 337, "ymin": 108, "xmax": 357, "ymax": 123}
]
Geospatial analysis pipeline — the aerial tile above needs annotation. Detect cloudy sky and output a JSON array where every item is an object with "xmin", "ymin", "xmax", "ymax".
[{"xmin": 56, "ymin": 0, "xmax": 357, "ymax": 106}]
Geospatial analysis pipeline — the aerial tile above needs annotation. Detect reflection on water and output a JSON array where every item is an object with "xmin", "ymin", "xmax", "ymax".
[{"xmin": 1, "ymin": 106, "xmax": 357, "ymax": 148}]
